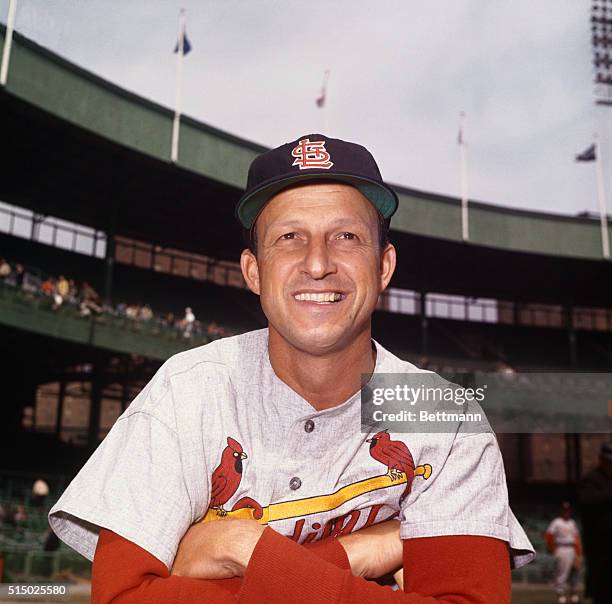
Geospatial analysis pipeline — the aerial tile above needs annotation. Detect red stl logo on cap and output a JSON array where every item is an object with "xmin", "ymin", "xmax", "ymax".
[{"xmin": 291, "ymin": 138, "xmax": 334, "ymax": 170}]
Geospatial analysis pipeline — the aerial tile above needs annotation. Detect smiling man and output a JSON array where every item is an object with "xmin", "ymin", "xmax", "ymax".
[
  {"xmin": 241, "ymin": 179, "xmax": 393, "ymax": 412},
  {"xmin": 49, "ymin": 134, "xmax": 534, "ymax": 602}
]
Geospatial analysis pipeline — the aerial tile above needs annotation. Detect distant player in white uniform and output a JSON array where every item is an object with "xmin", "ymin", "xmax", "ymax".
[
  {"xmin": 49, "ymin": 134, "xmax": 534, "ymax": 602},
  {"xmin": 545, "ymin": 502, "xmax": 583, "ymax": 604}
]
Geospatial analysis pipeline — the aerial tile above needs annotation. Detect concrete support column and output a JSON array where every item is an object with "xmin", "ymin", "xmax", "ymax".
[
  {"xmin": 104, "ymin": 204, "xmax": 118, "ymax": 306},
  {"xmin": 55, "ymin": 378, "xmax": 66, "ymax": 440},
  {"xmin": 566, "ymin": 305, "xmax": 577, "ymax": 368},
  {"xmin": 87, "ymin": 362, "xmax": 103, "ymax": 449}
]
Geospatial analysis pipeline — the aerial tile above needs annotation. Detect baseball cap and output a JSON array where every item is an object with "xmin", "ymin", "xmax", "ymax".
[{"xmin": 235, "ymin": 133, "xmax": 399, "ymax": 229}]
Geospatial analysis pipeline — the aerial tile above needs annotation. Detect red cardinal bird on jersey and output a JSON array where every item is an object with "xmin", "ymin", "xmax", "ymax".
[
  {"xmin": 367, "ymin": 429, "xmax": 415, "ymax": 503},
  {"xmin": 210, "ymin": 436, "xmax": 248, "ymax": 516}
]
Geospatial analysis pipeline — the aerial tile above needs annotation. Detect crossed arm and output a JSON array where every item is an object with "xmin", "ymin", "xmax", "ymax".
[{"xmin": 92, "ymin": 517, "xmax": 511, "ymax": 603}]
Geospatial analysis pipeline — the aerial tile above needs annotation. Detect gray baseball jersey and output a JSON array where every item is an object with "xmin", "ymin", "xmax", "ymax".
[{"xmin": 49, "ymin": 328, "xmax": 535, "ymax": 571}]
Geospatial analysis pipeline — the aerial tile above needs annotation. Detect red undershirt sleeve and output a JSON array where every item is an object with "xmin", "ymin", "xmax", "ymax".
[
  {"xmin": 91, "ymin": 527, "xmax": 351, "ymax": 604},
  {"xmin": 238, "ymin": 527, "xmax": 511, "ymax": 603},
  {"xmin": 92, "ymin": 527, "xmax": 510, "ymax": 603}
]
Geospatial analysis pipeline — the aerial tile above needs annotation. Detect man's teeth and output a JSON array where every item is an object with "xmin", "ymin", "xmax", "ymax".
[{"xmin": 294, "ymin": 292, "xmax": 343, "ymax": 302}]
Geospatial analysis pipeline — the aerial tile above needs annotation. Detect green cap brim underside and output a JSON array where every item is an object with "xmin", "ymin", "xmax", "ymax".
[{"xmin": 236, "ymin": 173, "xmax": 398, "ymax": 229}]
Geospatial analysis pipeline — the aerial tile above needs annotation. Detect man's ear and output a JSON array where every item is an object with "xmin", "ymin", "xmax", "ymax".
[
  {"xmin": 379, "ymin": 243, "xmax": 396, "ymax": 292},
  {"xmin": 240, "ymin": 248, "xmax": 261, "ymax": 295}
]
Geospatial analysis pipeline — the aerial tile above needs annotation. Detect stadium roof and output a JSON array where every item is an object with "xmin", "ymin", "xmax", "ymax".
[{"xmin": 1, "ymin": 26, "xmax": 611, "ymax": 306}]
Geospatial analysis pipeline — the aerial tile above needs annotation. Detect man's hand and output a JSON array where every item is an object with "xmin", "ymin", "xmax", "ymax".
[
  {"xmin": 171, "ymin": 519, "xmax": 265, "ymax": 579},
  {"xmin": 171, "ymin": 516, "xmax": 403, "ymax": 584},
  {"xmin": 337, "ymin": 518, "xmax": 403, "ymax": 580}
]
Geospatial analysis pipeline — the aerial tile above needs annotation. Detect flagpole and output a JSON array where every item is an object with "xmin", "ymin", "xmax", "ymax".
[
  {"xmin": 171, "ymin": 8, "xmax": 186, "ymax": 164},
  {"xmin": 594, "ymin": 137, "xmax": 611, "ymax": 259},
  {"xmin": 459, "ymin": 112, "xmax": 469, "ymax": 241},
  {"xmin": 1, "ymin": 0, "xmax": 18, "ymax": 86}
]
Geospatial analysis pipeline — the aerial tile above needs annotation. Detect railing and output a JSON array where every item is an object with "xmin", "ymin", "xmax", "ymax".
[
  {"xmin": 0, "ymin": 259, "xmax": 228, "ymax": 343},
  {"xmin": 378, "ymin": 288, "xmax": 499, "ymax": 323},
  {"xmin": 0, "ymin": 203, "xmax": 106, "ymax": 258},
  {"xmin": 0, "ymin": 277, "xmax": 228, "ymax": 369}
]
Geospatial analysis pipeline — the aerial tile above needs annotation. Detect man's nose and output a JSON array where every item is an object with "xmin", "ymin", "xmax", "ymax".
[{"xmin": 300, "ymin": 237, "xmax": 337, "ymax": 279}]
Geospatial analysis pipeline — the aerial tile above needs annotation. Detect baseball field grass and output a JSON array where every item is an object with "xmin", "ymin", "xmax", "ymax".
[{"xmin": 512, "ymin": 583, "xmax": 589, "ymax": 603}]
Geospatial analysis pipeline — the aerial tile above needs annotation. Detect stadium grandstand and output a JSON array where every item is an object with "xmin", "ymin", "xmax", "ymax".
[{"xmin": 0, "ymin": 25, "xmax": 611, "ymax": 591}]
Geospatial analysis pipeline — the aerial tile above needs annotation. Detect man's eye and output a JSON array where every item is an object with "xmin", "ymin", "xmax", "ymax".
[
  {"xmin": 280, "ymin": 232, "xmax": 297, "ymax": 240},
  {"xmin": 338, "ymin": 232, "xmax": 356, "ymax": 240}
]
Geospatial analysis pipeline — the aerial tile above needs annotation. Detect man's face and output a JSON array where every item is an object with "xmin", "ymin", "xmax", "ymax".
[{"xmin": 240, "ymin": 182, "xmax": 396, "ymax": 355}]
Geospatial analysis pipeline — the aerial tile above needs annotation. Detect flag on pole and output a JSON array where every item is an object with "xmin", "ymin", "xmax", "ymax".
[
  {"xmin": 575, "ymin": 144, "xmax": 596, "ymax": 162},
  {"xmin": 576, "ymin": 138, "xmax": 610, "ymax": 259},
  {"xmin": 174, "ymin": 31, "xmax": 192, "ymax": 55},
  {"xmin": 171, "ymin": 9, "xmax": 190, "ymax": 163},
  {"xmin": 316, "ymin": 69, "xmax": 330, "ymax": 108},
  {"xmin": 457, "ymin": 111, "xmax": 466, "ymax": 146},
  {"xmin": 458, "ymin": 111, "xmax": 469, "ymax": 241},
  {"xmin": 315, "ymin": 88, "xmax": 326, "ymax": 108}
]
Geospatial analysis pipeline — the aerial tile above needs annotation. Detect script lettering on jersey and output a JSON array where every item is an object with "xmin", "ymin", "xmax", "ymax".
[{"xmin": 289, "ymin": 504, "xmax": 398, "ymax": 543}]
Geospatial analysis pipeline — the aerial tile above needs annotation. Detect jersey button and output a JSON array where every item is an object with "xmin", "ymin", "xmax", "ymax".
[
  {"xmin": 304, "ymin": 419, "xmax": 315, "ymax": 433},
  {"xmin": 289, "ymin": 477, "xmax": 302, "ymax": 490}
]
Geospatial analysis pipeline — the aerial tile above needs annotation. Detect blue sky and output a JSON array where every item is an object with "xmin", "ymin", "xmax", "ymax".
[{"xmin": 2, "ymin": 0, "xmax": 609, "ymax": 216}]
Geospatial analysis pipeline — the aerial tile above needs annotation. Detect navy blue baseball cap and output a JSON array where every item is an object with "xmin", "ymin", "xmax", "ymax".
[{"xmin": 235, "ymin": 133, "xmax": 399, "ymax": 229}]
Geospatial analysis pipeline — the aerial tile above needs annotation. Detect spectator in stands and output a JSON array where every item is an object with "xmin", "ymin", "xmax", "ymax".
[
  {"xmin": 495, "ymin": 361, "xmax": 515, "ymax": 375},
  {"xmin": 67, "ymin": 279, "xmax": 78, "ymax": 302},
  {"xmin": 14, "ymin": 504, "xmax": 27, "ymax": 525},
  {"xmin": 579, "ymin": 440, "xmax": 612, "ymax": 604},
  {"xmin": 182, "ymin": 306, "xmax": 195, "ymax": 338},
  {"xmin": 5, "ymin": 256, "xmax": 233, "ymax": 341},
  {"xmin": 207, "ymin": 321, "xmax": 225, "ymax": 339},
  {"xmin": 79, "ymin": 301, "xmax": 91, "ymax": 317},
  {"xmin": 544, "ymin": 502, "xmax": 582, "ymax": 604},
  {"xmin": 0, "ymin": 257, "xmax": 10, "ymax": 281},
  {"xmin": 79, "ymin": 281, "xmax": 102, "ymax": 315},
  {"xmin": 81, "ymin": 281, "xmax": 100, "ymax": 304},
  {"xmin": 32, "ymin": 479, "xmax": 50, "ymax": 508},
  {"xmin": 139, "ymin": 304, "xmax": 153, "ymax": 322},
  {"xmin": 41, "ymin": 277, "xmax": 55, "ymax": 297},
  {"xmin": 417, "ymin": 355, "xmax": 430, "ymax": 370},
  {"xmin": 53, "ymin": 275, "xmax": 70, "ymax": 310},
  {"xmin": 14, "ymin": 263, "xmax": 25, "ymax": 288}
]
